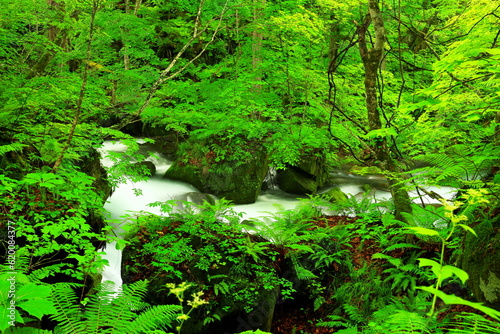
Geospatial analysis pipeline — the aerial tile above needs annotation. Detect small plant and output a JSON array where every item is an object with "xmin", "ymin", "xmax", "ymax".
[
  {"xmin": 50, "ymin": 280, "xmax": 181, "ymax": 333},
  {"xmin": 0, "ymin": 271, "xmax": 57, "ymax": 331},
  {"xmin": 406, "ymin": 198, "xmax": 500, "ymax": 319},
  {"xmin": 165, "ymin": 282, "xmax": 209, "ymax": 334}
]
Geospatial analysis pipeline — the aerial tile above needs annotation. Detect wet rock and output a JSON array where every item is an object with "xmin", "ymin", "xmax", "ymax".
[
  {"xmin": 277, "ymin": 167, "xmax": 318, "ymax": 195},
  {"xmin": 321, "ymin": 187, "xmax": 348, "ymax": 204},
  {"xmin": 133, "ymin": 161, "xmax": 156, "ymax": 176},
  {"xmin": 461, "ymin": 220, "xmax": 500, "ymax": 310},
  {"xmin": 276, "ymin": 152, "xmax": 329, "ymax": 195},
  {"xmin": 164, "ymin": 143, "xmax": 268, "ymax": 204}
]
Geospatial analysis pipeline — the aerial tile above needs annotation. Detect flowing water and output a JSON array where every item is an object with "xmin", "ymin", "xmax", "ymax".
[{"xmin": 98, "ymin": 140, "xmax": 456, "ymax": 288}]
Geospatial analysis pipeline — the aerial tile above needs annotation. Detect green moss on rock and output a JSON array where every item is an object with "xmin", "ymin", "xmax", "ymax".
[
  {"xmin": 164, "ymin": 144, "xmax": 268, "ymax": 204},
  {"xmin": 462, "ymin": 220, "xmax": 500, "ymax": 310},
  {"xmin": 277, "ymin": 168, "xmax": 318, "ymax": 195}
]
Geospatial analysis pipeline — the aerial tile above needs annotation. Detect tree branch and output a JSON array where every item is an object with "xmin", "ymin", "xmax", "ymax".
[{"xmin": 111, "ymin": 0, "xmax": 229, "ymax": 131}]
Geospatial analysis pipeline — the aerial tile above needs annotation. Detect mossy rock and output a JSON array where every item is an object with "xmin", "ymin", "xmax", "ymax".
[
  {"xmin": 164, "ymin": 147, "xmax": 268, "ymax": 204},
  {"xmin": 297, "ymin": 153, "xmax": 328, "ymax": 187},
  {"xmin": 132, "ymin": 161, "xmax": 156, "ymax": 177},
  {"xmin": 322, "ymin": 187, "xmax": 348, "ymax": 204},
  {"xmin": 164, "ymin": 161, "xmax": 204, "ymax": 190},
  {"xmin": 461, "ymin": 220, "xmax": 500, "ymax": 310},
  {"xmin": 277, "ymin": 167, "xmax": 318, "ymax": 195}
]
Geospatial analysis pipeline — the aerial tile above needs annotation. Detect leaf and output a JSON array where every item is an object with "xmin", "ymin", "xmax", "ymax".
[
  {"xmin": 441, "ymin": 265, "xmax": 469, "ymax": 284},
  {"xmin": 16, "ymin": 283, "xmax": 51, "ymax": 301},
  {"xmin": 407, "ymin": 227, "xmax": 440, "ymax": 237},
  {"xmin": 418, "ymin": 258, "xmax": 442, "ymax": 278},
  {"xmin": 366, "ymin": 127, "xmax": 398, "ymax": 139},
  {"xmin": 457, "ymin": 224, "xmax": 477, "ymax": 237},
  {"xmin": 417, "ymin": 286, "xmax": 500, "ymax": 320},
  {"xmin": 17, "ymin": 299, "xmax": 57, "ymax": 319}
]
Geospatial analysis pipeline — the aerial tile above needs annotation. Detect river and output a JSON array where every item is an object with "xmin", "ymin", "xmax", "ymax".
[{"xmin": 98, "ymin": 139, "xmax": 456, "ymax": 288}]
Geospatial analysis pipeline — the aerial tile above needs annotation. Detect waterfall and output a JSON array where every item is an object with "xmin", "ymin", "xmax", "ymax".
[{"xmin": 263, "ymin": 166, "xmax": 278, "ymax": 190}]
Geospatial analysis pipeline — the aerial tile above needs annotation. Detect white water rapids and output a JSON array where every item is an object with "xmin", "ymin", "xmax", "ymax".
[{"xmin": 98, "ymin": 140, "xmax": 456, "ymax": 288}]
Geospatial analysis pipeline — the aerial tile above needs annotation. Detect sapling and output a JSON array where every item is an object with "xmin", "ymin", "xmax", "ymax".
[{"xmin": 407, "ymin": 193, "xmax": 500, "ymax": 319}]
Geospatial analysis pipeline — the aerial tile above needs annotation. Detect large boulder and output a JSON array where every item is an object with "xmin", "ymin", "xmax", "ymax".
[
  {"xmin": 164, "ymin": 144, "xmax": 268, "ymax": 204},
  {"xmin": 461, "ymin": 220, "xmax": 500, "ymax": 310},
  {"xmin": 276, "ymin": 152, "xmax": 329, "ymax": 195},
  {"xmin": 278, "ymin": 153, "xmax": 329, "ymax": 195},
  {"xmin": 277, "ymin": 167, "xmax": 318, "ymax": 194},
  {"xmin": 296, "ymin": 153, "xmax": 329, "ymax": 187},
  {"xmin": 132, "ymin": 161, "xmax": 156, "ymax": 177}
]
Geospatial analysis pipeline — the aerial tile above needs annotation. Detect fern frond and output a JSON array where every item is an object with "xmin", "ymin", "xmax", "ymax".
[
  {"xmin": 385, "ymin": 310, "xmax": 434, "ymax": 334},
  {"xmin": 100, "ymin": 280, "xmax": 150, "ymax": 332},
  {"xmin": 443, "ymin": 312, "xmax": 500, "ymax": 334},
  {"xmin": 126, "ymin": 304, "xmax": 182, "ymax": 333},
  {"xmin": 49, "ymin": 284, "xmax": 86, "ymax": 334},
  {"xmin": 343, "ymin": 304, "xmax": 365, "ymax": 324},
  {"xmin": 317, "ymin": 314, "xmax": 351, "ymax": 328},
  {"xmin": 0, "ymin": 142, "xmax": 25, "ymax": 156},
  {"xmin": 290, "ymin": 255, "xmax": 317, "ymax": 280}
]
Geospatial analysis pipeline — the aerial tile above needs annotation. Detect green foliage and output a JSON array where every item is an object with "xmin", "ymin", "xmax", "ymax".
[
  {"xmin": 50, "ymin": 280, "xmax": 181, "ymax": 334},
  {"xmin": 0, "ymin": 272, "xmax": 57, "ymax": 332},
  {"xmin": 124, "ymin": 201, "xmax": 288, "ymax": 319},
  {"xmin": 2, "ymin": 328, "xmax": 54, "ymax": 334}
]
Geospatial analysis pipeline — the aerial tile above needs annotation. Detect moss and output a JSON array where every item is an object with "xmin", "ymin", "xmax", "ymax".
[
  {"xmin": 322, "ymin": 187, "xmax": 348, "ymax": 204},
  {"xmin": 164, "ymin": 143, "xmax": 268, "ymax": 204},
  {"xmin": 461, "ymin": 220, "xmax": 500, "ymax": 310},
  {"xmin": 277, "ymin": 168, "xmax": 318, "ymax": 195}
]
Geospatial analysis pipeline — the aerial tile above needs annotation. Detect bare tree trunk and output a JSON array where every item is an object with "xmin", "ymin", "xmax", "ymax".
[{"xmin": 357, "ymin": 0, "xmax": 412, "ymax": 221}]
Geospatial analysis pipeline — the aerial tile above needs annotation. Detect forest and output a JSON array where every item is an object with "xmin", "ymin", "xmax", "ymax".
[{"xmin": 1, "ymin": 0, "xmax": 500, "ymax": 332}]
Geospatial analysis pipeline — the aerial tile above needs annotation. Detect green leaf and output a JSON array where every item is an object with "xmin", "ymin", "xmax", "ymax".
[
  {"xmin": 417, "ymin": 286, "xmax": 500, "ymax": 320},
  {"xmin": 407, "ymin": 227, "xmax": 440, "ymax": 237},
  {"xmin": 16, "ymin": 283, "xmax": 51, "ymax": 301},
  {"xmin": 418, "ymin": 258, "xmax": 442, "ymax": 278},
  {"xmin": 17, "ymin": 299, "xmax": 57, "ymax": 319},
  {"xmin": 366, "ymin": 127, "xmax": 398, "ymax": 139},
  {"xmin": 440, "ymin": 265, "xmax": 469, "ymax": 284},
  {"xmin": 457, "ymin": 224, "xmax": 477, "ymax": 237}
]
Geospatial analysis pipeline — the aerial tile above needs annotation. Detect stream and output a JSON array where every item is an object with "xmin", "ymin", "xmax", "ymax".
[{"xmin": 98, "ymin": 140, "xmax": 456, "ymax": 288}]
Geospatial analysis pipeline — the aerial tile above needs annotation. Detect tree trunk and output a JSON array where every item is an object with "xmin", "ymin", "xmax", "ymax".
[
  {"xmin": 357, "ymin": 0, "xmax": 412, "ymax": 222},
  {"xmin": 251, "ymin": 0, "xmax": 264, "ymax": 119}
]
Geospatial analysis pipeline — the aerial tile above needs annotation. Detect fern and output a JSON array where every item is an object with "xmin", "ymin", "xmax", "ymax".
[
  {"xmin": 0, "ymin": 142, "xmax": 25, "ymax": 156},
  {"xmin": 317, "ymin": 314, "xmax": 352, "ymax": 329},
  {"xmin": 343, "ymin": 304, "xmax": 365, "ymax": 325},
  {"xmin": 412, "ymin": 143, "xmax": 498, "ymax": 189},
  {"xmin": 383, "ymin": 310, "xmax": 434, "ymax": 333},
  {"xmin": 50, "ymin": 280, "xmax": 181, "ymax": 334},
  {"xmin": 443, "ymin": 312, "xmax": 500, "ymax": 334}
]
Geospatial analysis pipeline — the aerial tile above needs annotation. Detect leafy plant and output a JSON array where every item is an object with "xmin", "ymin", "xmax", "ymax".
[
  {"xmin": 50, "ymin": 280, "xmax": 181, "ymax": 334},
  {"xmin": 0, "ymin": 271, "xmax": 57, "ymax": 332},
  {"xmin": 406, "ymin": 198, "xmax": 500, "ymax": 319}
]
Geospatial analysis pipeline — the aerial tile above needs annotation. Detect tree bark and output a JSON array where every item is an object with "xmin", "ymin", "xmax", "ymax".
[{"xmin": 357, "ymin": 0, "xmax": 412, "ymax": 221}]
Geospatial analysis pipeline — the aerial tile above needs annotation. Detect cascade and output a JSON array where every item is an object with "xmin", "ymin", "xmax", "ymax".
[
  {"xmin": 263, "ymin": 166, "xmax": 278, "ymax": 190},
  {"xmin": 98, "ymin": 140, "xmax": 456, "ymax": 288}
]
